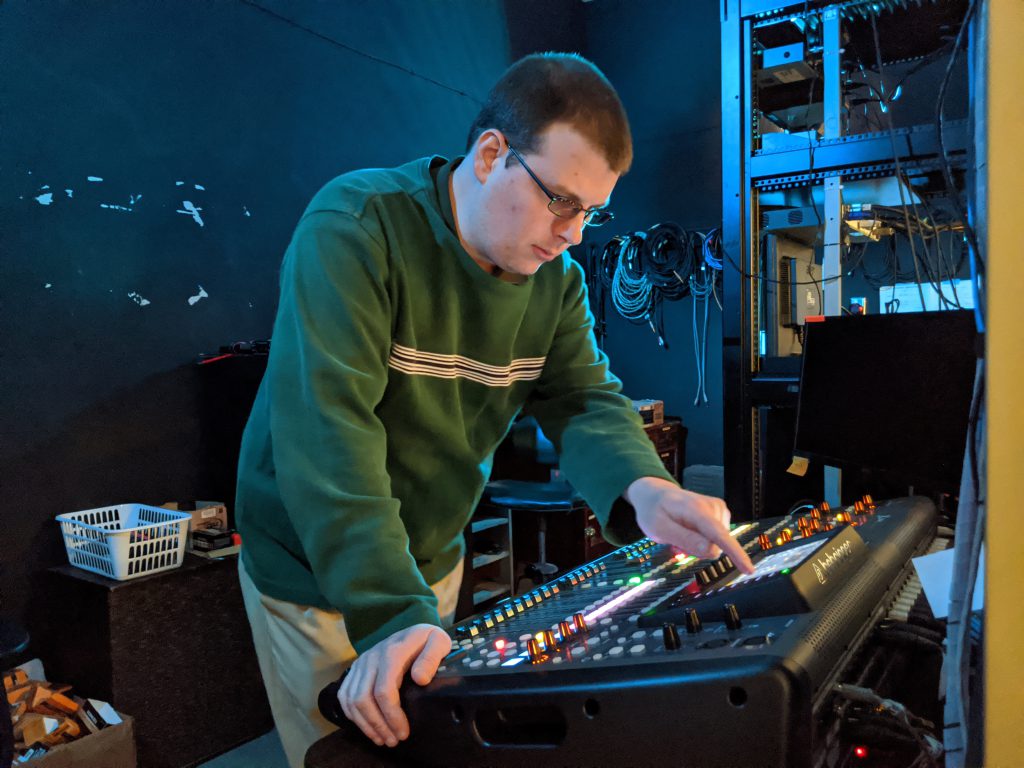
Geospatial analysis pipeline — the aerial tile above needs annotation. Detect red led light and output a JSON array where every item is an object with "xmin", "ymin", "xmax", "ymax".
[
  {"xmin": 495, "ymin": 639, "xmax": 506, "ymax": 651},
  {"xmin": 854, "ymin": 745, "xmax": 869, "ymax": 759}
]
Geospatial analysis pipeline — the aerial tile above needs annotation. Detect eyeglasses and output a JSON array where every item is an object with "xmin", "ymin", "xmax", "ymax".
[{"xmin": 506, "ymin": 143, "xmax": 614, "ymax": 227}]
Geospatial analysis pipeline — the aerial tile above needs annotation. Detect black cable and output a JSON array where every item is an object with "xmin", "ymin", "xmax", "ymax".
[
  {"xmin": 936, "ymin": 0, "xmax": 983, "ymax": 277},
  {"xmin": 727, "ymin": 239, "xmax": 841, "ymax": 287},
  {"xmin": 869, "ymin": 12, "xmax": 929, "ymax": 312},
  {"xmin": 238, "ymin": 0, "xmax": 483, "ymax": 106}
]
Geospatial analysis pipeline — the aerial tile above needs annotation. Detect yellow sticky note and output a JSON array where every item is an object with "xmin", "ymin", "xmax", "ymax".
[{"xmin": 786, "ymin": 456, "xmax": 810, "ymax": 477}]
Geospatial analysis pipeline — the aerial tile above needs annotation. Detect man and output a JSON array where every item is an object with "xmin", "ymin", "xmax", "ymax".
[{"xmin": 235, "ymin": 52, "xmax": 754, "ymax": 766}]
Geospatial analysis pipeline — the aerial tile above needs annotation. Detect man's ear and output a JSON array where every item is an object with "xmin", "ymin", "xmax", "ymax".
[{"xmin": 471, "ymin": 129, "xmax": 504, "ymax": 185}]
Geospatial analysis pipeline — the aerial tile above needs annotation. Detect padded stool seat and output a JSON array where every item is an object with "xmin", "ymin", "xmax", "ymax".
[
  {"xmin": 482, "ymin": 479, "xmax": 588, "ymax": 587},
  {"xmin": 483, "ymin": 479, "xmax": 587, "ymax": 511}
]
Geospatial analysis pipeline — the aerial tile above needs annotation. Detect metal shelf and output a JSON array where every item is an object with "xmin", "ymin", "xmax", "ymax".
[
  {"xmin": 751, "ymin": 120, "xmax": 969, "ymax": 184},
  {"xmin": 472, "ymin": 550, "xmax": 510, "ymax": 570},
  {"xmin": 471, "ymin": 516, "xmax": 508, "ymax": 534}
]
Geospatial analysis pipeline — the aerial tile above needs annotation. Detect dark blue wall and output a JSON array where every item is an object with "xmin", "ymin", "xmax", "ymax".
[
  {"xmin": 1, "ymin": 1, "xmax": 729, "ymax": 629},
  {"xmin": 0, "ymin": 1, "xmax": 514, "ymax": 622},
  {"xmin": 582, "ymin": 0, "xmax": 726, "ymax": 467}
]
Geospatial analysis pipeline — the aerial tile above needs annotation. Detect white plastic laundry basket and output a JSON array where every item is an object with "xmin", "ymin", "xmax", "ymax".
[{"xmin": 56, "ymin": 503, "xmax": 191, "ymax": 581}]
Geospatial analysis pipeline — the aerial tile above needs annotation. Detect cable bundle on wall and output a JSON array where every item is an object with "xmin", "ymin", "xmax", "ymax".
[{"xmin": 592, "ymin": 222, "xmax": 725, "ymax": 404}]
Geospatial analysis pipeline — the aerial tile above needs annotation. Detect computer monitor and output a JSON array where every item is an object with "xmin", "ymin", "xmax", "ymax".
[{"xmin": 794, "ymin": 309, "xmax": 977, "ymax": 493}]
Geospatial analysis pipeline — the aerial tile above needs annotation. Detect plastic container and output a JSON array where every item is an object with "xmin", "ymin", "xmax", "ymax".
[{"xmin": 56, "ymin": 503, "xmax": 191, "ymax": 581}]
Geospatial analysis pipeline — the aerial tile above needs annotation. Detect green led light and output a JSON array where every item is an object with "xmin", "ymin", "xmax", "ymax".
[
  {"xmin": 628, "ymin": 576, "xmax": 642, "ymax": 585},
  {"xmin": 781, "ymin": 568, "xmax": 791, "ymax": 575}
]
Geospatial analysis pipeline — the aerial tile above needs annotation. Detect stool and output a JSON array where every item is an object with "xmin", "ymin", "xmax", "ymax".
[
  {"xmin": 0, "ymin": 617, "xmax": 30, "ymax": 768},
  {"xmin": 482, "ymin": 478, "xmax": 588, "ymax": 589}
]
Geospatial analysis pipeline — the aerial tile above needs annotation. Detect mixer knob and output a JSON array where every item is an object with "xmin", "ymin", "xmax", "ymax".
[
  {"xmin": 723, "ymin": 603, "xmax": 743, "ymax": 631},
  {"xmin": 572, "ymin": 613, "xmax": 588, "ymax": 633},
  {"xmin": 719, "ymin": 555, "xmax": 734, "ymax": 572},
  {"xmin": 542, "ymin": 629, "xmax": 557, "ymax": 650},
  {"xmin": 558, "ymin": 620, "xmax": 573, "ymax": 641},
  {"xmin": 696, "ymin": 570, "xmax": 712, "ymax": 586},
  {"xmin": 662, "ymin": 622, "xmax": 681, "ymax": 650},
  {"xmin": 526, "ymin": 638, "xmax": 543, "ymax": 662},
  {"xmin": 853, "ymin": 500, "xmax": 865, "ymax": 514},
  {"xmin": 758, "ymin": 533, "xmax": 773, "ymax": 551},
  {"xmin": 810, "ymin": 506, "xmax": 822, "ymax": 521},
  {"xmin": 820, "ymin": 501, "xmax": 831, "ymax": 513},
  {"xmin": 684, "ymin": 608, "xmax": 703, "ymax": 634},
  {"xmin": 780, "ymin": 529, "xmax": 793, "ymax": 543},
  {"xmin": 863, "ymin": 494, "xmax": 876, "ymax": 511}
]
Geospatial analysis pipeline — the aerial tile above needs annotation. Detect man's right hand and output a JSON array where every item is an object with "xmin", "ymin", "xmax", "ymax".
[{"xmin": 337, "ymin": 623, "xmax": 451, "ymax": 747}]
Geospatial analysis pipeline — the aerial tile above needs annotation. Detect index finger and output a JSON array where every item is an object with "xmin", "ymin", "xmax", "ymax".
[{"xmin": 690, "ymin": 511, "xmax": 755, "ymax": 574}]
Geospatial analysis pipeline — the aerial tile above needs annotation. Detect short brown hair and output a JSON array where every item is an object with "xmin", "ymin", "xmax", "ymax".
[{"xmin": 466, "ymin": 53, "xmax": 633, "ymax": 174}]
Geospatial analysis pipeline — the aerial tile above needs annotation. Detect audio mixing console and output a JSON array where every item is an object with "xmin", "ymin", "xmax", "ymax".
[{"xmin": 320, "ymin": 495, "xmax": 936, "ymax": 767}]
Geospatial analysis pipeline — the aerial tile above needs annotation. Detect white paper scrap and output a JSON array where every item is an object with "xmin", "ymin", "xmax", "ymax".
[{"xmin": 912, "ymin": 545, "xmax": 984, "ymax": 620}]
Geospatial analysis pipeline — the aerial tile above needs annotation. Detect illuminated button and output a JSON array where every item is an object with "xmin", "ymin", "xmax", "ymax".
[
  {"xmin": 608, "ymin": 646, "xmax": 625, "ymax": 657},
  {"xmin": 494, "ymin": 613, "xmax": 504, "ymax": 623},
  {"xmin": 551, "ymin": 584, "xmax": 559, "ymax": 594},
  {"xmin": 628, "ymin": 644, "xmax": 647, "ymax": 655},
  {"xmin": 469, "ymin": 626, "xmax": 480, "ymax": 637},
  {"xmin": 541, "ymin": 586, "xmax": 552, "ymax": 598},
  {"xmin": 483, "ymin": 616, "xmax": 494, "ymax": 628},
  {"xmin": 524, "ymin": 595, "xmax": 534, "ymax": 607},
  {"xmin": 513, "ymin": 601, "xmax": 525, "ymax": 613},
  {"xmin": 504, "ymin": 606, "xmax": 515, "ymax": 618}
]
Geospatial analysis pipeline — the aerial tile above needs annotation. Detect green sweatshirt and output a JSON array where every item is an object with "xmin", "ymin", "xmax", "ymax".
[{"xmin": 235, "ymin": 155, "xmax": 674, "ymax": 653}]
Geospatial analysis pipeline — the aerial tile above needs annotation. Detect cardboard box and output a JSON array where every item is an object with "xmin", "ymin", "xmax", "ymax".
[
  {"xmin": 160, "ymin": 501, "xmax": 228, "ymax": 546},
  {"xmin": 630, "ymin": 399, "xmax": 664, "ymax": 425},
  {"xmin": 30, "ymin": 714, "xmax": 135, "ymax": 768}
]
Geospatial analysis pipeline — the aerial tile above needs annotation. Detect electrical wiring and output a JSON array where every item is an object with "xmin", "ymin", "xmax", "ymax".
[
  {"xmin": 834, "ymin": 684, "xmax": 944, "ymax": 768},
  {"xmin": 597, "ymin": 222, "xmax": 724, "ymax": 401},
  {"xmin": 935, "ymin": 0, "xmax": 984, "ymax": 334}
]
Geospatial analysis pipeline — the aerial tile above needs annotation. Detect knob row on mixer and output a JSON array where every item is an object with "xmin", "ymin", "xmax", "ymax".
[{"xmin": 758, "ymin": 495, "xmax": 878, "ymax": 551}]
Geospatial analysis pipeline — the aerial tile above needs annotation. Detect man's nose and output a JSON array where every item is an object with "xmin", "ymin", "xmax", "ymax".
[{"xmin": 554, "ymin": 213, "xmax": 586, "ymax": 246}]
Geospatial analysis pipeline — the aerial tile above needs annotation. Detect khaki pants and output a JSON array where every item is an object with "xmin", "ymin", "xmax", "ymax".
[{"xmin": 238, "ymin": 557, "xmax": 464, "ymax": 768}]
